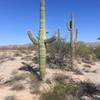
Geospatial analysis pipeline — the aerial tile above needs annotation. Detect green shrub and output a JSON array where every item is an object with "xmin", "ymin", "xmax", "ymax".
[
  {"xmin": 41, "ymin": 75, "xmax": 80, "ymax": 100},
  {"xmin": 77, "ymin": 44, "xmax": 96, "ymax": 61},
  {"xmin": 94, "ymin": 46, "xmax": 100, "ymax": 60},
  {"xmin": 41, "ymin": 83, "xmax": 79, "ymax": 100},
  {"xmin": 47, "ymin": 40, "xmax": 69, "ymax": 68}
]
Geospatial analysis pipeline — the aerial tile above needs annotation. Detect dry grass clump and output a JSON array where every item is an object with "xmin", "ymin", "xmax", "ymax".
[
  {"xmin": 10, "ymin": 83, "xmax": 25, "ymax": 91},
  {"xmin": 11, "ymin": 73, "xmax": 27, "ymax": 81},
  {"xmin": 78, "ymin": 82, "xmax": 100, "ymax": 97},
  {"xmin": 82, "ymin": 68, "xmax": 90, "ymax": 73},
  {"xmin": 41, "ymin": 74, "xmax": 100, "ymax": 100},
  {"xmin": 94, "ymin": 46, "xmax": 100, "ymax": 60},
  {"xmin": 92, "ymin": 70, "xmax": 97, "ymax": 73},
  {"xmin": 73, "ymin": 69, "xmax": 83, "ymax": 75},
  {"xmin": 0, "ymin": 56, "xmax": 10, "ymax": 64},
  {"xmin": 83, "ymin": 64, "xmax": 92, "ymax": 68},
  {"xmin": 21, "ymin": 55, "xmax": 33, "ymax": 61},
  {"xmin": 29, "ymin": 74, "xmax": 41, "ymax": 94},
  {"xmin": 41, "ymin": 74, "xmax": 80, "ymax": 100},
  {"xmin": 5, "ymin": 95, "xmax": 17, "ymax": 100},
  {"xmin": 4, "ymin": 72, "xmax": 28, "ymax": 86},
  {"xmin": 14, "ymin": 52, "xmax": 22, "ymax": 57},
  {"xmin": 82, "ymin": 58, "xmax": 95, "ymax": 65}
]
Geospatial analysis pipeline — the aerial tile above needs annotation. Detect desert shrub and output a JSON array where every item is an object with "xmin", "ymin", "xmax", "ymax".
[
  {"xmin": 73, "ymin": 69, "xmax": 83, "ymax": 75},
  {"xmin": 4, "ymin": 73, "xmax": 27, "ymax": 86},
  {"xmin": 5, "ymin": 96, "xmax": 16, "ymax": 100},
  {"xmin": 14, "ymin": 52, "xmax": 22, "ymax": 57},
  {"xmin": 27, "ymin": 43, "xmax": 35, "ymax": 50},
  {"xmin": 94, "ymin": 46, "xmax": 100, "ymax": 60},
  {"xmin": 41, "ymin": 83, "xmax": 79, "ymax": 100},
  {"xmin": 41, "ymin": 74, "xmax": 100, "ymax": 100},
  {"xmin": 92, "ymin": 70, "xmax": 97, "ymax": 73},
  {"xmin": 10, "ymin": 83, "xmax": 25, "ymax": 91},
  {"xmin": 83, "ymin": 64, "xmax": 91, "ymax": 68},
  {"xmin": 41, "ymin": 75, "xmax": 80, "ymax": 100},
  {"xmin": 47, "ymin": 39, "xmax": 67, "ymax": 56},
  {"xmin": 11, "ymin": 73, "xmax": 27, "ymax": 81},
  {"xmin": 29, "ymin": 73, "xmax": 41, "ymax": 94},
  {"xmin": 47, "ymin": 39, "xmax": 69, "ymax": 69},
  {"xmin": 77, "ymin": 44, "xmax": 96, "ymax": 62},
  {"xmin": 78, "ymin": 82, "xmax": 100, "ymax": 96}
]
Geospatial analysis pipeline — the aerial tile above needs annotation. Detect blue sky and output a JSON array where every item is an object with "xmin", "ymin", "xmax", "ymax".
[{"xmin": 0, "ymin": 0, "xmax": 100, "ymax": 45}]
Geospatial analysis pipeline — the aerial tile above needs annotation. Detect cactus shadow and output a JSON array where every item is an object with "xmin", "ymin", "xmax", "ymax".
[{"xmin": 19, "ymin": 62, "xmax": 40, "ymax": 79}]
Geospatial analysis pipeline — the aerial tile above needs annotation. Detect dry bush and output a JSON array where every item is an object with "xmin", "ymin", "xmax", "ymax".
[
  {"xmin": 10, "ymin": 83, "xmax": 25, "ymax": 91},
  {"xmin": 41, "ymin": 74, "xmax": 100, "ymax": 100},
  {"xmin": 73, "ymin": 69, "xmax": 83, "ymax": 75},
  {"xmin": 11, "ymin": 70, "xmax": 19, "ymax": 75},
  {"xmin": 46, "ymin": 40, "xmax": 70, "ymax": 69},
  {"xmin": 83, "ymin": 64, "xmax": 92, "ymax": 68},
  {"xmin": 94, "ymin": 46, "xmax": 100, "ymax": 60},
  {"xmin": 21, "ymin": 55, "xmax": 33, "ymax": 61},
  {"xmin": 4, "ymin": 73, "xmax": 27, "ymax": 86},
  {"xmin": 5, "ymin": 95, "xmax": 16, "ymax": 100},
  {"xmin": 29, "ymin": 74, "xmax": 41, "ymax": 94},
  {"xmin": 77, "ymin": 44, "xmax": 96, "ymax": 63},
  {"xmin": 92, "ymin": 70, "xmax": 97, "ymax": 73},
  {"xmin": 11, "ymin": 73, "xmax": 27, "ymax": 81},
  {"xmin": 78, "ymin": 82, "xmax": 100, "ymax": 97},
  {"xmin": 41, "ymin": 74, "xmax": 80, "ymax": 100},
  {"xmin": 14, "ymin": 52, "xmax": 22, "ymax": 57}
]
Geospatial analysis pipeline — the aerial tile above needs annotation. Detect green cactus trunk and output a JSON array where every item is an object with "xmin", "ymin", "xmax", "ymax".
[
  {"xmin": 28, "ymin": 0, "xmax": 57, "ymax": 80},
  {"xmin": 39, "ymin": 0, "xmax": 46, "ymax": 80},
  {"xmin": 56, "ymin": 28, "xmax": 61, "ymax": 53},
  {"xmin": 70, "ymin": 16, "xmax": 75, "ymax": 68},
  {"xmin": 67, "ymin": 15, "xmax": 77, "ymax": 68},
  {"xmin": 39, "ymin": 39, "xmax": 46, "ymax": 80}
]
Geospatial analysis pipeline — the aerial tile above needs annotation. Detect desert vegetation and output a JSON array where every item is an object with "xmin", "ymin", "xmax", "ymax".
[{"xmin": 0, "ymin": 0, "xmax": 100, "ymax": 100}]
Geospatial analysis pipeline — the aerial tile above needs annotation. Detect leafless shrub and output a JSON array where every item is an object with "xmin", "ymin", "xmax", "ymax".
[
  {"xmin": 10, "ymin": 83, "xmax": 25, "ymax": 91},
  {"xmin": 92, "ymin": 70, "xmax": 97, "ymax": 73},
  {"xmin": 29, "ymin": 74, "xmax": 41, "ymax": 94},
  {"xmin": 83, "ymin": 64, "xmax": 91, "ymax": 68},
  {"xmin": 4, "ymin": 73, "xmax": 27, "ymax": 86},
  {"xmin": 5, "ymin": 95, "xmax": 16, "ymax": 100},
  {"xmin": 14, "ymin": 52, "xmax": 22, "ymax": 57}
]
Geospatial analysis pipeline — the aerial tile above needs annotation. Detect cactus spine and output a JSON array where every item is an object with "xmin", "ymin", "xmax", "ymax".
[
  {"xmin": 67, "ymin": 15, "xmax": 78, "ymax": 68},
  {"xmin": 28, "ymin": 0, "xmax": 56, "ymax": 80}
]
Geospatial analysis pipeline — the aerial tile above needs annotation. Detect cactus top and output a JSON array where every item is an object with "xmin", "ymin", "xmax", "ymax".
[{"xmin": 39, "ymin": 0, "xmax": 46, "ymax": 40}]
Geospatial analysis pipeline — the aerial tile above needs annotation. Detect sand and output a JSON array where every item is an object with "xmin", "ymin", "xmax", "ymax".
[{"xmin": 0, "ymin": 50, "xmax": 100, "ymax": 100}]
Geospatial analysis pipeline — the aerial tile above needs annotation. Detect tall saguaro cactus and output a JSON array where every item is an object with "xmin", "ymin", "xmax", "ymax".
[
  {"xmin": 28, "ymin": 0, "xmax": 56, "ymax": 80},
  {"xmin": 67, "ymin": 15, "xmax": 78, "ymax": 68}
]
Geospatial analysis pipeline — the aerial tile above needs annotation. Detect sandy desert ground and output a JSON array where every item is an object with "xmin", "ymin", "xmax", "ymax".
[{"xmin": 0, "ymin": 50, "xmax": 100, "ymax": 100}]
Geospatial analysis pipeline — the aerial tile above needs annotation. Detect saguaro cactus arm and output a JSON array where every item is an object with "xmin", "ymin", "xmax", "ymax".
[
  {"xmin": 75, "ymin": 28, "xmax": 78, "ymax": 42},
  {"xmin": 75, "ymin": 28, "xmax": 78, "ymax": 49},
  {"xmin": 45, "ymin": 36, "xmax": 57, "ymax": 44},
  {"xmin": 27, "ymin": 31, "xmax": 38, "ymax": 45}
]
